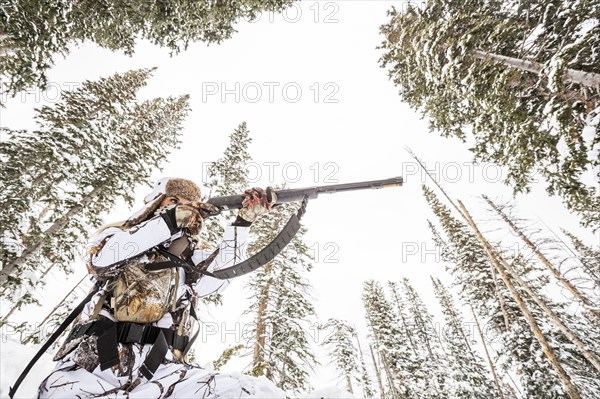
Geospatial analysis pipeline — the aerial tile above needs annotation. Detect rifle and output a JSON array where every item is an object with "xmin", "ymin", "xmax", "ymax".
[{"xmin": 205, "ymin": 176, "xmax": 404, "ymax": 214}]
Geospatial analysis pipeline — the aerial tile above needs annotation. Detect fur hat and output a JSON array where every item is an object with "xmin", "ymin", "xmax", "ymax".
[{"xmin": 124, "ymin": 177, "xmax": 202, "ymax": 227}]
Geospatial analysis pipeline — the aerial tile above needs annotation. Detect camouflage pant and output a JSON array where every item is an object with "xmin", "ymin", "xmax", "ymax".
[{"xmin": 37, "ymin": 357, "xmax": 284, "ymax": 398}]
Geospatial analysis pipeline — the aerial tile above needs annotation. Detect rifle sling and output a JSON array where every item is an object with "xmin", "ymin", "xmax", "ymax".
[{"xmin": 210, "ymin": 196, "xmax": 308, "ymax": 280}]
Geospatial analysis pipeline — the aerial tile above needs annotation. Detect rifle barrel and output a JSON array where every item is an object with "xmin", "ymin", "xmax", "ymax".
[{"xmin": 206, "ymin": 176, "xmax": 403, "ymax": 211}]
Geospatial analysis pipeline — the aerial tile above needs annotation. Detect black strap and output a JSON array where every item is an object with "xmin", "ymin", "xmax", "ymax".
[
  {"xmin": 9, "ymin": 282, "xmax": 101, "ymax": 399},
  {"xmin": 98, "ymin": 324, "xmax": 119, "ymax": 371},
  {"xmin": 139, "ymin": 330, "xmax": 168, "ymax": 380},
  {"xmin": 211, "ymin": 197, "xmax": 309, "ymax": 280},
  {"xmin": 151, "ymin": 247, "xmax": 217, "ymax": 279}
]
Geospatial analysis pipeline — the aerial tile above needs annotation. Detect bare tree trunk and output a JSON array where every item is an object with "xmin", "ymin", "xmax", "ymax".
[
  {"xmin": 484, "ymin": 195, "xmax": 600, "ymax": 321},
  {"xmin": 2, "ymin": 247, "xmax": 71, "ymax": 323},
  {"xmin": 495, "ymin": 246, "xmax": 600, "ymax": 373},
  {"xmin": 345, "ymin": 375, "xmax": 354, "ymax": 395},
  {"xmin": 355, "ymin": 333, "xmax": 374, "ymax": 396},
  {"xmin": 458, "ymin": 200, "xmax": 582, "ymax": 399},
  {"xmin": 380, "ymin": 351, "xmax": 399, "ymax": 399},
  {"xmin": 370, "ymin": 344, "xmax": 386, "ymax": 398},
  {"xmin": 472, "ymin": 50, "xmax": 600, "ymax": 87},
  {"xmin": 252, "ymin": 263, "xmax": 273, "ymax": 375},
  {"xmin": 22, "ymin": 274, "xmax": 88, "ymax": 344},
  {"xmin": 1, "ymin": 184, "xmax": 106, "ymax": 286},
  {"xmin": 470, "ymin": 305, "xmax": 505, "ymax": 399}
]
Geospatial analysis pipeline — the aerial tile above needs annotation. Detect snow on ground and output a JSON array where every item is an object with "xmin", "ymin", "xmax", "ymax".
[
  {"xmin": 300, "ymin": 386, "xmax": 356, "ymax": 398},
  {"xmin": 0, "ymin": 334, "xmax": 54, "ymax": 399},
  {"xmin": 0, "ymin": 334, "xmax": 350, "ymax": 398}
]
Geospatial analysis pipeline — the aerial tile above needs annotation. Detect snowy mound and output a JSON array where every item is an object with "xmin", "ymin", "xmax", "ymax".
[{"xmin": 1, "ymin": 335, "xmax": 56, "ymax": 398}]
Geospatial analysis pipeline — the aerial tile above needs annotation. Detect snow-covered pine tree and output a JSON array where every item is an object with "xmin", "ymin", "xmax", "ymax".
[
  {"xmin": 362, "ymin": 279, "xmax": 421, "ymax": 398},
  {"xmin": 0, "ymin": 0, "xmax": 295, "ymax": 96},
  {"xmin": 380, "ymin": 1, "xmax": 600, "ymax": 228},
  {"xmin": 457, "ymin": 200, "xmax": 587, "ymax": 399},
  {"xmin": 389, "ymin": 279, "xmax": 448, "ymax": 398},
  {"xmin": 21, "ymin": 275, "xmax": 91, "ymax": 345},
  {"xmin": 368, "ymin": 343, "xmax": 386, "ymax": 398},
  {"xmin": 503, "ymin": 253, "xmax": 600, "ymax": 399},
  {"xmin": 431, "ymin": 277, "xmax": 500, "ymax": 399},
  {"xmin": 320, "ymin": 318, "xmax": 360, "ymax": 394},
  {"xmin": 0, "ymin": 68, "xmax": 188, "ymax": 321},
  {"xmin": 484, "ymin": 195, "xmax": 599, "ymax": 321},
  {"xmin": 562, "ymin": 229, "xmax": 600, "ymax": 291},
  {"xmin": 244, "ymin": 201, "xmax": 317, "ymax": 393},
  {"xmin": 354, "ymin": 334, "xmax": 376, "ymax": 398},
  {"xmin": 201, "ymin": 122, "xmax": 252, "ymax": 250},
  {"xmin": 423, "ymin": 185, "xmax": 572, "ymax": 398},
  {"xmin": 401, "ymin": 278, "xmax": 448, "ymax": 396}
]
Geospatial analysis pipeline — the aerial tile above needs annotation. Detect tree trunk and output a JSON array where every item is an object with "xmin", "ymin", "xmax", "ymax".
[
  {"xmin": 389, "ymin": 286, "xmax": 419, "ymax": 357},
  {"xmin": 355, "ymin": 333, "xmax": 374, "ymax": 397},
  {"xmin": 370, "ymin": 344, "xmax": 386, "ymax": 398},
  {"xmin": 458, "ymin": 200, "xmax": 582, "ymax": 399},
  {"xmin": 472, "ymin": 50, "xmax": 600, "ymax": 87},
  {"xmin": 484, "ymin": 195, "xmax": 600, "ymax": 321},
  {"xmin": 252, "ymin": 263, "xmax": 273, "ymax": 375},
  {"xmin": 345, "ymin": 375, "xmax": 354, "ymax": 395},
  {"xmin": 380, "ymin": 350, "xmax": 399, "ymax": 399},
  {"xmin": 1, "ymin": 183, "xmax": 106, "ymax": 286},
  {"xmin": 496, "ymin": 246, "xmax": 600, "ymax": 373},
  {"xmin": 407, "ymin": 148, "xmax": 511, "ymax": 330},
  {"xmin": 22, "ymin": 274, "xmax": 88, "ymax": 344},
  {"xmin": 470, "ymin": 305, "xmax": 505, "ymax": 399},
  {"xmin": 2, "ymin": 247, "xmax": 71, "ymax": 323}
]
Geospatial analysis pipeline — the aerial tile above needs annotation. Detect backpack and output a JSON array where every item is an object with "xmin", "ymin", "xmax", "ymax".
[{"xmin": 109, "ymin": 236, "xmax": 192, "ymax": 323}]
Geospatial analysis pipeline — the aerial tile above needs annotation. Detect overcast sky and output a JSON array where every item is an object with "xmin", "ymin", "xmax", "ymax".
[{"xmin": 1, "ymin": 0, "xmax": 596, "ymax": 391}]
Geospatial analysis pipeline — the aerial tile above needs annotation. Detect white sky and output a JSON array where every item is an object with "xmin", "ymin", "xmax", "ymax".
[{"xmin": 1, "ymin": 0, "xmax": 597, "ymax": 393}]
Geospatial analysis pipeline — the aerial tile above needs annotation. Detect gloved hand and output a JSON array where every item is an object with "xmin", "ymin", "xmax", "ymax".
[
  {"xmin": 237, "ymin": 187, "xmax": 277, "ymax": 224},
  {"xmin": 161, "ymin": 203, "xmax": 205, "ymax": 235}
]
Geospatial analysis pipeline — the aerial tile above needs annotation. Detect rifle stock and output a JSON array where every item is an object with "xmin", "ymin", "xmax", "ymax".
[{"xmin": 205, "ymin": 176, "xmax": 403, "ymax": 213}]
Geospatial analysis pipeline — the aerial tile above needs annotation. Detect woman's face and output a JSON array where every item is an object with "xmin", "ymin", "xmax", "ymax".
[{"xmin": 159, "ymin": 195, "xmax": 193, "ymax": 208}]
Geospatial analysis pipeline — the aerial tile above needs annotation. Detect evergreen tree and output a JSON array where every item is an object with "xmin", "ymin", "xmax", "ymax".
[
  {"xmin": 0, "ymin": 0, "xmax": 295, "ymax": 96},
  {"xmin": 201, "ymin": 122, "xmax": 252, "ymax": 250},
  {"xmin": 362, "ymin": 279, "xmax": 422, "ymax": 398},
  {"xmin": 423, "ymin": 185, "xmax": 573, "ymax": 398},
  {"xmin": 392, "ymin": 279, "xmax": 448, "ymax": 398},
  {"xmin": 431, "ymin": 277, "xmax": 499, "ymax": 399},
  {"xmin": 458, "ymin": 199, "xmax": 589, "ymax": 399},
  {"xmin": 484, "ymin": 195, "xmax": 599, "ymax": 321},
  {"xmin": 0, "ymin": 68, "xmax": 188, "ymax": 317},
  {"xmin": 321, "ymin": 318, "xmax": 360, "ymax": 395},
  {"xmin": 562, "ymin": 229, "xmax": 600, "ymax": 287},
  {"xmin": 244, "ymin": 202, "xmax": 317, "ymax": 393},
  {"xmin": 354, "ymin": 334, "xmax": 376, "ymax": 398},
  {"xmin": 505, "ymin": 254, "xmax": 600, "ymax": 399},
  {"xmin": 380, "ymin": 1, "xmax": 600, "ymax": 228}
]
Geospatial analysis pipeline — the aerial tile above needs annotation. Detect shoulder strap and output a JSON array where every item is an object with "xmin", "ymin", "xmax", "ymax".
[{"xmin": 9, "ymin": 281, "xmax": 101, "ymax": 399}]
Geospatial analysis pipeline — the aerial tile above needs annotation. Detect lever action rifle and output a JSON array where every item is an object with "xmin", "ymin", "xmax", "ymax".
[{"xmin": 201, "ymin": 176, "xmax": 404, "ymax": 279}]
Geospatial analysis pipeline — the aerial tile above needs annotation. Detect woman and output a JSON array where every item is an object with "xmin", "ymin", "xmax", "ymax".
[{"xmin": 38, "ymin": 177, "xmax": 281, "ymax": 398}]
